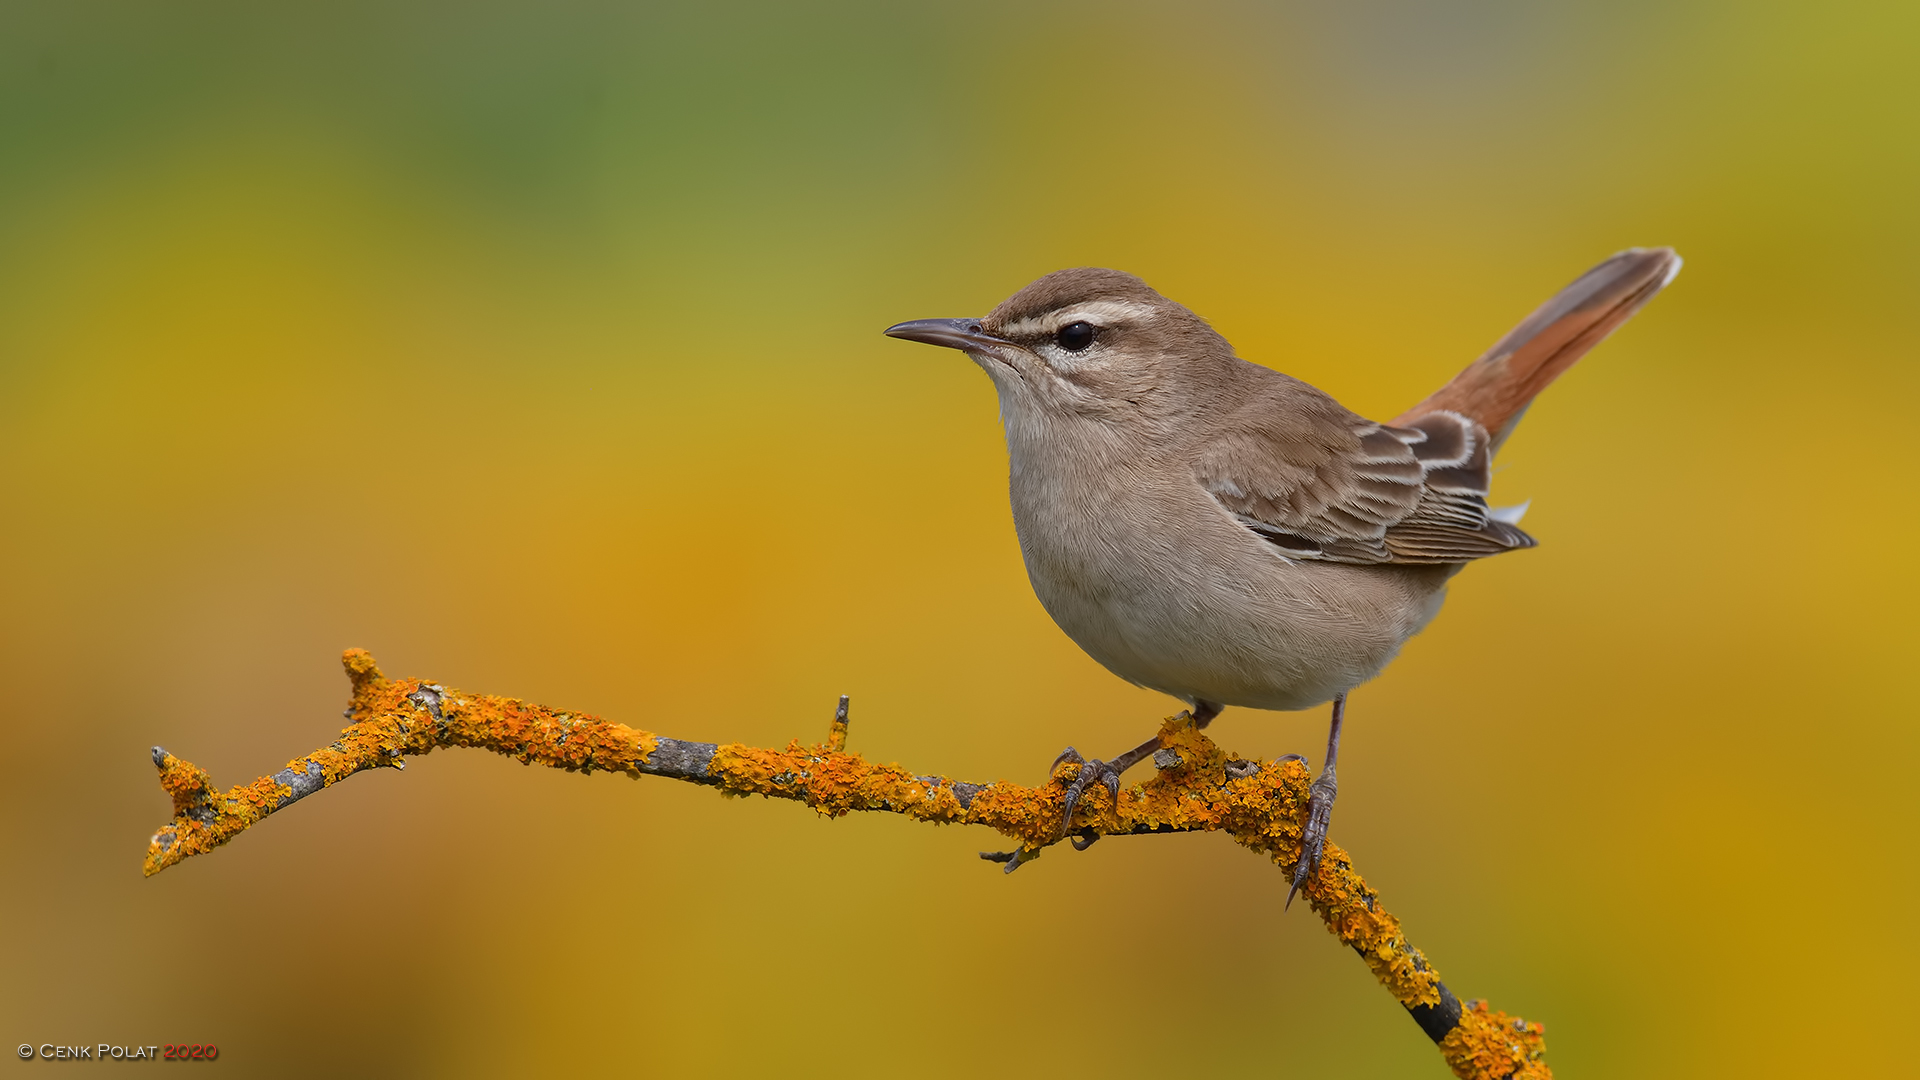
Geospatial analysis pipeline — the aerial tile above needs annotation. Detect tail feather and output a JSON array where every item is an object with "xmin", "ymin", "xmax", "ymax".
[{"xmin": 1393, "ymin": 247, "xmax": 1682, "ymax": 452}]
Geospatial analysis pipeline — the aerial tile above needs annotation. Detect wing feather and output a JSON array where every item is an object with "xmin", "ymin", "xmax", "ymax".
[{"xmin": 1196, "ymin": 387, "xmax": 1534, "ymax": 566}]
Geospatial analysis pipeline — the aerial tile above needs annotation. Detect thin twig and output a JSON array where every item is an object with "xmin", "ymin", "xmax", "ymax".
[{"xmin": 142, "ymin": 649, "xmax": 1549, "ymax": 1079}]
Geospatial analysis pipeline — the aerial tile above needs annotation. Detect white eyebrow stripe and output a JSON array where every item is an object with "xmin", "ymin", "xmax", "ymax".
[{"xmin": 998, "ymin": 299, "xmax": 1160, "ymax": 338}]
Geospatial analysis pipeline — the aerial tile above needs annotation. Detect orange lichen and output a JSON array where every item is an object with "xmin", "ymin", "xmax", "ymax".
[
  {"xmin": 823, "ymin": 695, "xmax": 850, "ymax": 754},
  {"xmin": 1440, "ymin": 999, "xmax": 1551, "ymax": 1079},
  {"xmin": 154, "ymin": 751, "xmax": 215, "ymax": 816},
  {"xmin": 145, "ymin": 651, "xmax": 661, "ymax": 876},
  {"xmin": 707, "ymin": 742, "xmax": 971, "ymax": 822},
  {"xmin": 140, "ymin": 649, "xmax": 1550, "ymax": 1079}
]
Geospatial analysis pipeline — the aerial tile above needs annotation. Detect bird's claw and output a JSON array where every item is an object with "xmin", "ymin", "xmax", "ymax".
[
  {"xmin": 1053, "ymin": 746, "xmax": 1122, "ymax": 841},
  {"xmin": 1286, "ymin": 769, "xmax": 1338, "ymax": 909}
]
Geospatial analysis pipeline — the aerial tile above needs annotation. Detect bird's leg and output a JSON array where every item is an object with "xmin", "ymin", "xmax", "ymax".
[
  {"xmin": 1287, "ymin": 693, "xmax": 1345, "ymax": 908},
  {"xmin": 1055, "ymin": 700, "xmax": 1223, "ymax": 849}
]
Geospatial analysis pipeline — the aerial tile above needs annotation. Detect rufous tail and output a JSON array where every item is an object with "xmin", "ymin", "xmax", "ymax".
[{"xmin": 1393, "ymin": 247, "xmax": 1682, "ymax": 452}]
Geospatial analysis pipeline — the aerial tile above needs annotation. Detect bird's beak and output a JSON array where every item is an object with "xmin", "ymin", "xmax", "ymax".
[{"xmin": 883, "ymin": 318, "xmax": 1011, "ymax": 353}]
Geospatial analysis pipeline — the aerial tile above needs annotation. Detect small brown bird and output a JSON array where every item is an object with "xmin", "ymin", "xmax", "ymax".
[{"xmin": 885, "ymin": 249, "xmax": 1680, "ymax": 898}]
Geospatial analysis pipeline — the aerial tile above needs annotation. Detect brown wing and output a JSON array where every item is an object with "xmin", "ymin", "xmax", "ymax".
[
  {"xmin": 1198, "ymin": 248, "xmax": 1679, "ymax": 565},
  {"xmin": 1196, "ymin": 398, "xmax": 1534, "ymax": 566}
]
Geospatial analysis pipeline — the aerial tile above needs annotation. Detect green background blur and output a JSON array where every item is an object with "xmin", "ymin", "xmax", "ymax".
[{"xmin": 3, "ymin": 1, "xmax": 1914, "ymax": 1076}]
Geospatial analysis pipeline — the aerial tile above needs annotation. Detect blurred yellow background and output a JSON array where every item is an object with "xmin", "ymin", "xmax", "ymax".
[{"xmin": 3, "ymin": 1, "xmax": 1914, "ymax": 1076}]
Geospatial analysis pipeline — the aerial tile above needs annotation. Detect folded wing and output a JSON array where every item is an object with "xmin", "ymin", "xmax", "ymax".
[
  {"xmin": 1197, "ymin": 395, "xmax": 1533, "ymax": 566},
  {"xmin": 1200, "ymin": 247, "xmax": 1680, "ymax": 566}
]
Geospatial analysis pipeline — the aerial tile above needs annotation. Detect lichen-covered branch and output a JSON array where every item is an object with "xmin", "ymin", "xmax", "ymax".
[{"xmin": 142, "ymin": 649, "xmax": 1549, "ymax": 1079}]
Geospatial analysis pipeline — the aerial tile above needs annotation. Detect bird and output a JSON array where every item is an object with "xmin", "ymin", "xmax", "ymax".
[{"xmin": 883, "ymin": 248, "xmax": 1680, "ymax": 900}]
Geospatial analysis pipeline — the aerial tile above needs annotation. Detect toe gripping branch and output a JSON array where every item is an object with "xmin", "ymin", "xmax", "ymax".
[{"xmin": 141, "ymin": 650, "xmax": 1549, "ymax": 1080}]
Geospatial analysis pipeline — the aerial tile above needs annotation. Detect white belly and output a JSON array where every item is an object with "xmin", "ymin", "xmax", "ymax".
[{"xmin": 1012, "ymin": 471, "xmax": 1453, "ymax": 712}]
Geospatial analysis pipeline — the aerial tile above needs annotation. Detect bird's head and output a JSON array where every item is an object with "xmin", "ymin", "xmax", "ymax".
[{"xmin": 885, "ymin": 268, "xmax": 1237, "ymax": 432}]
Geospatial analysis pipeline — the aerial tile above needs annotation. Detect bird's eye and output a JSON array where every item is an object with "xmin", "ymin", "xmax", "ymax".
[{"xmin": 1055, "ymin": 322, "xmax": 1096, "ymax": 352}]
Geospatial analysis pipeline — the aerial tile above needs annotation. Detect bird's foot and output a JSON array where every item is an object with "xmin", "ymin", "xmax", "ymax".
[
  {"xmin": 1286, "ymin": 767, "xmax": 1338, "ymax": 909},
  {"xmin": 1052, "ymin": 746, "xmax": 1124, "ymax": 844}
]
